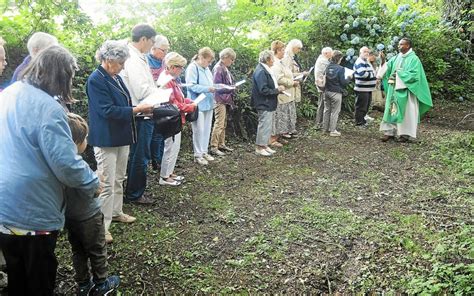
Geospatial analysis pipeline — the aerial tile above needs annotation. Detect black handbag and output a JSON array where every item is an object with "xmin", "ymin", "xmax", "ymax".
[
  {"xmin": 185, "ymin": 105, "xmax": 199, "ymax": 122},
  {"xmin": 152, "ymin": 104, "xmax": 182, "ymax": 139}
]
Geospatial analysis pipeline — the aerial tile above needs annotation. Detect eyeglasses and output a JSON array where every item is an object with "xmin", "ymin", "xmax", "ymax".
[{"xmin": 157, "ymin": 48, "xmax": 169, "ymax": 53}]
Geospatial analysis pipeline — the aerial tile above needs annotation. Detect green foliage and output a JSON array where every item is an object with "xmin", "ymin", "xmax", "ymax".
[
  {"xmin": 432, "ymin": 132, "xmax": 474, "ymax": 176},
  {"xmin": 0, "ymin": 0, "xmax": 472, "ymax": 133}
]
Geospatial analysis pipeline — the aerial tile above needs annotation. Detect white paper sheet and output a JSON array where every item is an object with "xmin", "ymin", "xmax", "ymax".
[
  {"xmin": 140, "ymin": 88, "xmax": 173, "ymax": 107},
  {"xmin": 234, "ymin": 79, "xmax": 246, "ymax": 87},
  {"xmin": 344, "ymin": 67, "xmax": 355, "ymax": 78},
  {"xmin": 282, "ymin": 91, "xmax": 291, "ymax": 97},
  {"xmin": 193, "ymin": 93, "xmax": 207, "ymax": 105},
  {"xmin": 293, "ymin": 74, "xmax": 304, "ymax": 81},
  {"xmin": 156, "ymin": 73, "xmax": 174, "ymax": 88},
  {"xmin": 214, "ymin": 83, "xmax": 235, "ymax": 90}
]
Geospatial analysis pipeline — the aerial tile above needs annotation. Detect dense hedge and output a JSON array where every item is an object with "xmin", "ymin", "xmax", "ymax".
[{"xmin": 0, "ymin": 0, "xmax": 472, "ymax": 138}]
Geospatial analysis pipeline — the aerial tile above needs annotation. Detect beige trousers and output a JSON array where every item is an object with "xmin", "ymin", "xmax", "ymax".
[
  {"xmin": 94, "ymin": 145, "xmax": 129, "ymax": 234},
  {"xmin": 210, "ymin": 103, "xmax": 227, "ymax": 149}
]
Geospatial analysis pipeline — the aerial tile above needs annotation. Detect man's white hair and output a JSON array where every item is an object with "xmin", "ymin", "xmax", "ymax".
[
  {"xmin": 359, "ymin": 46, "xmax": 369, "ymax": 54},
  {"xmin": 152, "ymin": 35, "xmax": 169, "ymax": 49},
  {"xmin": 27, "ymin": 32, "xmax": 58, "ymax": 57},
  {"xmin": 321, "ymin": 47, "xmax": 333, "ymax": 54}
]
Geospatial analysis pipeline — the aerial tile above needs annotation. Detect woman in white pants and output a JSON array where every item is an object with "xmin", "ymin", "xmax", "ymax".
[
  {"xmin": 185, "ymin": 47, "xmax": 216, "ymax": 165},
  {"xmin": 158, "ymin": 52, "xmax": 197, "ymax": 185}
]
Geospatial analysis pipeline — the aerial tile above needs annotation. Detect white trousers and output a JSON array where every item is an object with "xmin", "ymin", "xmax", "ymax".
[
  {"xmin": 191, "ymin": 110, "xmax": 213, "ymax": 157},
  {"xmin": 94, "ymin": 145, "xmax": 129, "ymax": 233},
  {"xmin": 380, "ymin": 92, "xmax": 419, "ymax": 138},
  {"xmin": 160, "ymin": 132, "xmax": 181, "ymax": 178}
]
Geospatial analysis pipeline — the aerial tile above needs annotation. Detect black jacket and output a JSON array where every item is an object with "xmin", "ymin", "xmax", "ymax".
[
  {"xmin": 325, "ymin": 63, "xmax": 351, "ymax": 94},
  {"xmin": 251, "ymin": 63, "xmax": 279, "ymax": 111}
]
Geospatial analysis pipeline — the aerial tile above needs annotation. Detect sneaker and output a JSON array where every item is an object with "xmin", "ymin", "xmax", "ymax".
[
  {"xmin": 77, "ymin": 279, "xmax": 95, "ymax": 296},
  {"xmin": 203, "ymin": 153, "xmax": 215, "ymax": 161},
  {"xmin": 255, "ymin": 148, "xmax": 271, "ymax": 156},
  {"xmin": 329, "ymin": 131, "xmax": 341, "ymax": 137},
  {"xmin": 210, "ymin": 148, "xmax": 225, "ymax": 156},
  {"xmin": 92, "ymin": 275, "xmax": 120, "ymax": 296},
  {"xmin": 171, "ymin": 174, "xmax": 185, "ymax": 181},
  {"xmin": 265, "ymin": 147, "xmax": 276, "ymax": 154},
  {"xmin": 219, "ymin": 145, "xmax": 234, "ymax": 152},
  {"xmin": 159, "ymin": 178, "xmax": 181, "ymax": 186},
  {"xmin": 105, "ymin": 233, "xmax": 113, "ymax": 244},
  {"xmin": 356, "ymin": 123, "xmax": 369, "ymax": 129},
  {"xmin": 364, "ymin": 115, "xmax": 375, "ymax": 122},
  {"xmin": 194, "ymin": 157, "xmax": 208, "ymax": 165},
  {"xmin": 112, "ymin": 213, "xmax": 136, "ymax": 223}
]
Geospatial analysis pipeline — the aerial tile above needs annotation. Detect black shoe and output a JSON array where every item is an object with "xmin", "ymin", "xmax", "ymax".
[
  {"xmin": 92, "ymin": 276, "xmax": 120, "ymax": 296},
  {"xmin": 151, "ymin": 160, "xmax": 159, "ymax": 171}
]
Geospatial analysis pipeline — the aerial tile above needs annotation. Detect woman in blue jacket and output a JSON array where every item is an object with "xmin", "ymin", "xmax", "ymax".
[
  {"xmin": 251, "ymin": 50, "xmax": 285, "ymax": 156},
  {"xmin": 185, "ymin": 47, "xmax": 216, "ymax": 165},
  {"xmin": 0, "ymin": 46, "xmax": 100, "ymax": 295},
  {"xmin": 87, "ymin": 40, "xmax": 153, "ymax": 243}
]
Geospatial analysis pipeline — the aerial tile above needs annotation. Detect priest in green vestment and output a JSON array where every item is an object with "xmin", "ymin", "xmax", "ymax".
[{"xmin": 379, "ymin": 37, "xmax": 432, "ymax": 142}]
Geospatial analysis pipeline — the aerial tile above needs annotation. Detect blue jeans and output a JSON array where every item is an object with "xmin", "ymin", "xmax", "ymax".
[
  {"xmin": 150, "ymin": 127, "xmax": 164, "ymax": 164},
  {"xmin": 125, "ymin": 119, "xmax": 154, "ymax": 200}
]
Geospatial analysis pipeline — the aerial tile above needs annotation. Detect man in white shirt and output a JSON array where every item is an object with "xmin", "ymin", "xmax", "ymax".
[{"xmin": 120, "ymin": 24, "xmax": 158, "ymax": 204}]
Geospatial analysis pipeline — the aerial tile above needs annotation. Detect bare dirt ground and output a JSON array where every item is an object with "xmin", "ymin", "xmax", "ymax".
[{"xmin": 49, "ymin": 101, "xmax": 473, "ymax": 294}]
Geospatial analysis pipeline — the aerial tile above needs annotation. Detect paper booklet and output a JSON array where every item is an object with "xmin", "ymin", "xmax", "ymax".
[
  {"xmin": 156, "ymin": 73, "xmax": 174, "ymax": 88},
  {"xmin": 303, "ymin": 66, "xmax": 314, "ymax": 82},
  {"xmin": 140, "ymin": 88, "xmax": 173, "ymax": 107},
  {"xmin": 282, "ymin": 91, "xmax": 291, "ymax": 97},
  {"xmin": 344, "ymin": 67, "xmax": 355, "ymax": 78},
  {"xmin": 293, "ymin": 74, "xmax": 304, "ymax": 81},
  {"xmin": 193, "ymin": 93, "xmax": 207, "ymax": 105},
  {"xmin": 214, "ymin": 83, "xmax": 235, "ymax": 90},
  {"xmin": 179, "ymin": 83, "xmax": 193, "ymax": 88},
  {"xmin": 234, "ymin": 79, "xmax": 246, "ymax": 87}
]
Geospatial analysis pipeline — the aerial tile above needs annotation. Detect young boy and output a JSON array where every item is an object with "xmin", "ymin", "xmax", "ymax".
[{"xmin": 65, "ymin": 113, "xmax": 120, "ymax": 296}]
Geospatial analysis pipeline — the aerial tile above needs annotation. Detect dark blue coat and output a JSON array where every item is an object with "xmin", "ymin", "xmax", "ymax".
[
  {"xmin": 251, "ymin": 63, "xmax": 279, "ymax": 111},
  {"xmin": 87, "ymin": 65, "xmax": 136, "ymax": 147}
]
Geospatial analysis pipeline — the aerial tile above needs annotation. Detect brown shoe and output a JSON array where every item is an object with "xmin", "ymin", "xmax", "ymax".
[
  {"xmin": 381, "ymin": 135, "xmax": 395, "ymax": 142},
  {"xmin": 270, "ymin": 141, "xmax": 283, "ymax": 147},
  {"xmin": 397, "ymin": 135, "xmax": 409, "ymax": 143},
  {"xmin": 132, "ymin": 196, "xmax": 154, "ymax": 205}
]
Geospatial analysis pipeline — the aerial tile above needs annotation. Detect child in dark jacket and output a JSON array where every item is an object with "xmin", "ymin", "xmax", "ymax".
[{"xmin": 65, "ymin": 113, "xmax": 120, "ymax": 296}]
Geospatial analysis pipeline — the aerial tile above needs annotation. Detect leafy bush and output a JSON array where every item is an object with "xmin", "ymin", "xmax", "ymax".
[{"xmin": 1, "ymin": 0, "xmax": 472, "ymax": 136}]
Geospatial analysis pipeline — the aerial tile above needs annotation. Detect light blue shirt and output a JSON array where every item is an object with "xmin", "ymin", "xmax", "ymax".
[
  {"xmin": 0, "ymin": 82, "xmax": 99, "ymax": 231},
  {"xmin": 185, "ymin": 61, "xmax": 215, "ymax": 111}
]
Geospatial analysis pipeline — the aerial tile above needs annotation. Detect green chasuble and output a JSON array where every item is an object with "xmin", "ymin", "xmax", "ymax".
[{"xmin": 382, "ymin": 50, "xmax": 432, "ymax": 123}]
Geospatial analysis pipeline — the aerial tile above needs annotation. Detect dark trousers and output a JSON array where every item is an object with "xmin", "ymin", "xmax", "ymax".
[
  {"xmin": 126, "ymin": 119, "xmax": 154, "ymax": 200},
  {"xmin": 65, "ymin": 211, "xmax": 107, "ymax": 285},
  {"xmin": 150, "ymin": 129, "xmax": 165, "ymax": 164},
  {"xmin": 0, "ymin": 231, "xmax": 58, "ymax": 296},
  {"xmin": 354, "ymin": 91, "xmax": 372, "ymax": 125}
]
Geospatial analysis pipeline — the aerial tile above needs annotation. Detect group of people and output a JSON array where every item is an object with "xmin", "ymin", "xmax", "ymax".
[{"xmin": 0, "ymin": 22, "xmax": 433, "ymax": 295}]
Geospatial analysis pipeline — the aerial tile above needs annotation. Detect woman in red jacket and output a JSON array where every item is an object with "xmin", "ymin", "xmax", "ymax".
[{"xmin": 158, "ymin": 52, "xmax": 197, "ymax": 186}]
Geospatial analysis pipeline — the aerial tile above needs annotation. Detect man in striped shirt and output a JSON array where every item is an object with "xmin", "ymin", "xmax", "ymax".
[{"xmin": 353, "ymin": 46, "xmax": 377, "ymax": 126}]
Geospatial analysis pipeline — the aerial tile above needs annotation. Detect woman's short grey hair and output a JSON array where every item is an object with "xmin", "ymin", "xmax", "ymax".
[
  {"xmin": 258, "ymin": 50, "xmax": 274, "ymax": 64},
  {"xmin": 321, "ymin": 47, "xmax": 333, "ymax": 55},
  {"xmin": 27, "ymin": 32, "xmax": 58, "ymax": 57},
  {"xmin": 21, "ymin": 45, "xmax": 77, "ymax": 104},
  {"xmin": 219, "ymin": 48, "xmax": 236, "ymax": 60},
  {"xmin": 284, "ymin": 39, "xmax": 303, "ymax": 57},
  {"xmin": 96, "ymin": 40, "xmax": 129, "ymax": 63},
  {"xmin": 153, "ymin": 35, "xmax": 169, "ymax": 49},
  {"xmin": 165, "ymin": 52, "xmax": 187, "ymax": 68}
]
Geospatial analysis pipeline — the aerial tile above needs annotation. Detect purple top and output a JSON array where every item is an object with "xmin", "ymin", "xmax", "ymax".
[
  {"xmin": 212, "ymin": 61, "xmax": 235, "ymax": 106},
  {"xmin": 11, "ymin": 55, "xmax": 32, "ymax": 83}
]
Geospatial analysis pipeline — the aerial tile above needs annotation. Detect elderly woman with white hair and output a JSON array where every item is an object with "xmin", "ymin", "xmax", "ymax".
[
  {"xmin": 157, "ymin": 52, "xmax": 197, "ymax": 185},
  {"xmin": 282, "ymin": 39, "xmax": 309, "ymax": 136},
  {"xmin": 0, "ymin": 37, "xmax": 7, "ymax": 89},
  {"xmin": 148, "ymin": 35, "xmax": 170, "ymax": 171},
  {"xmin": 314, "ymin": 46, "xmax": 333, "ymax": 129},
  {"xmin": 87, "ymin": 40, "xmax": 154, "ymax": 243},
  {"xmin": 210, "ymin": 47, "xmax": 237, "ymax": 156},
  {"xmin": 251, "ymin": 50, "xmax": 285, "ymax": 156},
  {"xmin": 11, "ymin": 32, "xmax": 58, "ymax": 82}
]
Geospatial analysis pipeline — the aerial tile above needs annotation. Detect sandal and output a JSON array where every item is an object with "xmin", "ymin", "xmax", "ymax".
[
  {"xmin": 270, "ymin": 141, "xmax": 283, "ymax": 147},
  {"xmin": 170, "ymin": 174, "xmax": 185, "ymax": 181}
]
